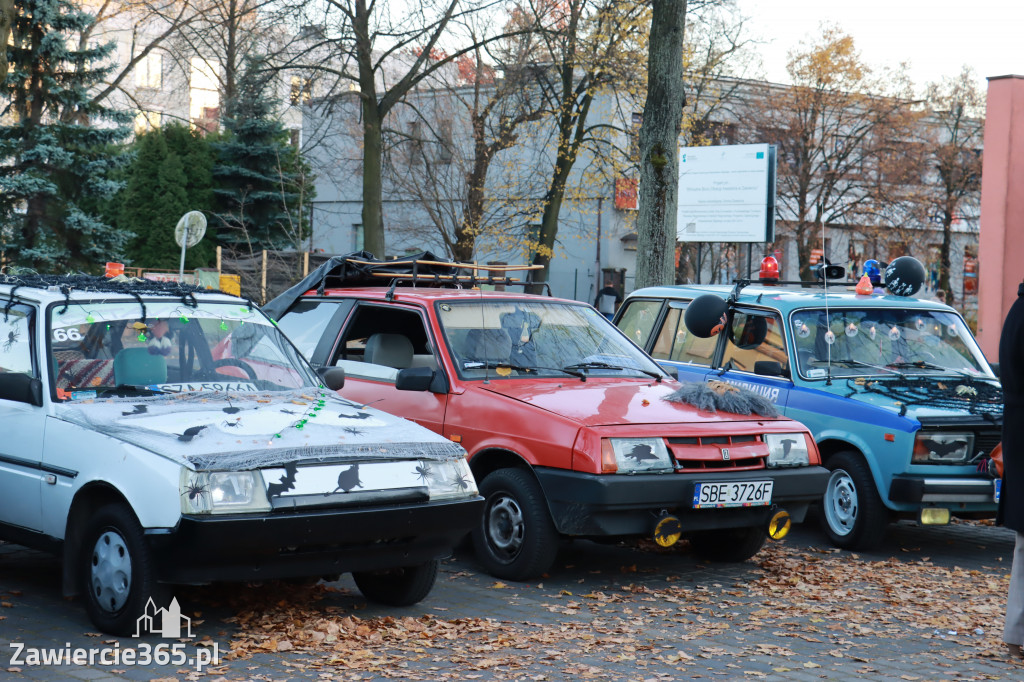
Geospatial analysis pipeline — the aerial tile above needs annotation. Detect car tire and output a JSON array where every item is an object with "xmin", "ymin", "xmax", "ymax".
[
  {"xmin": 472, "ymin": 468, "xmax": 559, "ymax": 581},
  {"xmin": 81, "ymin": 503, "xmax": 167, "ymax": 636},
  {"xmin": 688, "ymin": 526, "xmax": 767, "ymax": 562},
  {"xmin": 820, "ymin": 450, "xmax": 889, "ymax": 550},
  {"xmin": 352, "ymin": 559, "xmax": 439, "ymax": 606}
]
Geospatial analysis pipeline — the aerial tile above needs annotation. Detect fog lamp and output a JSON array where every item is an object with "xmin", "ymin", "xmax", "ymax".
[
  {"xmin": 653, "ymin": 515, "xmax": 682, "ymax": 547},
  {"xmin": 919, "ymin": 507, "xmax": 951, "ymax": 525},
  {"xmin": 768, "ymin": 509, "xmax": 791, "ymax": 540}
]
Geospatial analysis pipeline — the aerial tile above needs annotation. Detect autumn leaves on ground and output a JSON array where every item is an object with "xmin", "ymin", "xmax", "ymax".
[{"xmin": 175, "ymin": 541, "xmax": 1016, "ymax": 680}]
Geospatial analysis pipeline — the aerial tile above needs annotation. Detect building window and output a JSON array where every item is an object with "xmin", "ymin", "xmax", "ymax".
[
  {"xmin": 437, "ymin": 120, "xmax": 453, "ymax": 163},
  {"xmin": 135, "ymin": 52, "xmax": 163, "ymax": 89},
  {"xmin": 352, "ymin": 224, "xmax": 364, "ymax": 252},
  {"xmin": 134, "ymin": 110, "xmax": 162, "ymax": 135},
  {"xmin": 189, "ymin": 58, "xmax": 221, "ymax": 133},
  {"xmin": 289, "ymin": 76, "xmax": 312, "ymax": 105}
]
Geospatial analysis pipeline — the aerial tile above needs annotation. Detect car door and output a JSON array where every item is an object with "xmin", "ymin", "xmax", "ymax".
[
  {"xmin": 618, "ymin": 298, "xmax": 716, "ymax": 383},
  {"xmin": 327, "ymin": 302, "xmax": 449, "ymax": 434},
  {"xmin": 0, "ymin": 302, "xmax": 46, "ymax": 533},
  {"xmin": 713, "ymin": 308, "xmax": 792, "ymax": 412}
]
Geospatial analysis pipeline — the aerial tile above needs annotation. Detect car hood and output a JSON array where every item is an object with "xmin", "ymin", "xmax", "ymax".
[
  {"xmin": 810, "ymin": 377, "xmax": 1003, "ymax": 422},
  {"xmin": 55, "ymin": 388, "xmax": 465, "ymax": 471},
  {"xmin": 473, "ymin": 379, "xmax": 785, "ymax": 427}
]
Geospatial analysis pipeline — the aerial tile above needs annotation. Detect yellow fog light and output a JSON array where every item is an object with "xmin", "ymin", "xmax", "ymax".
[
  {"xmin": 919, "ymin": 507, "xmax": 950, "ymax": 525},
  {"xmin": 653, "ymin": 515, "xmax": 682, "ymax": 547},
  {"xmin": 768, "ymin": 510, "xmax": 791, "ymax": 540}
]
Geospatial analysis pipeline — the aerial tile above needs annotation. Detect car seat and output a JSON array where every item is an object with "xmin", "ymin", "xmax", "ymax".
[
  {"xmin": 364, "ymin": 333, "xmax": 414, "ymax": 369},
  {"xmin": 113, "ymin": 347, "xmax": 168, "ymax": 385}
]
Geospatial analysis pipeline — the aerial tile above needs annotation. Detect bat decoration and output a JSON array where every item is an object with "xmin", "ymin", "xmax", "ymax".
[
  {"xmin": 625, "ymin": 444, "xmax": 659, "ymax": 463},
  {"xmin": 267, "ymin": 461, "xmax": 299, "ymax": 497},
  {"xmin": 921, "ymin": 438, "xmax": 966, "ymax": 458},
  {"xmin": 338, "ymin": 412, "xmax": 372, "ymax": 420},
  {"xmin": 122, "ymin": 404, "xmax": 148, "ymax": 416},
  {"xmin": 177, "ymin": 425, "xmax": 208, "ymax": 442},
  {"xmin": 333, "ymin": 464, "xmax": 362, "ymax": 493}
]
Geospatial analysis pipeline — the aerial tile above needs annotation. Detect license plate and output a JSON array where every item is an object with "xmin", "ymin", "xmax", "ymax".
[
  {"xmin": 693, "ymin": 480, "xmax": 773, "ymax": 508},
  {"xmin": 995, "ymin": 478, "xmax": 1002, "ymax": 504}
]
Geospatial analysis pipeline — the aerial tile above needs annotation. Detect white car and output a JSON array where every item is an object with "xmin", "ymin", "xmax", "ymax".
[{"xmin": 0, "ymin": 274, "xmax": 481, "ymax": 634}]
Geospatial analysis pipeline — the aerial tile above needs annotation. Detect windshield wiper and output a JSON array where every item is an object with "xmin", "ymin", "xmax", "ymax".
[
  {"xmin": 463, "ymin": 361, "xmax": 586, "ymax": 379},
  {"xmin": 826, "ymin": 359, "xmax": 906, "ymax": 378},
  {"xmin": 887, "ymin": 360, "xmax": 973, "ymax": 377},
  {"xmin": 563, "ymin": 361, "xmax": 663, "ymax": 382}
]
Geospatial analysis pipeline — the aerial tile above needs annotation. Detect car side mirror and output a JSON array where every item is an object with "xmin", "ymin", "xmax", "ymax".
[
  {"xmin": 658, "ymin": 363, "xmax": 679, "ymax": 380},
  {"xmin": 317, "ymin": 366, "xmax": 345, "ymax": 391},
  {"xmin": 754, "ymin": 360, "xmax": 784, "ymax": 378},
  {"xmin": 396, "ymin": 366, "xmax": 434, "ymax": 392},
  {"xmin": 0, "ymin": 372, "xmax": 43, "ymax": 406}
]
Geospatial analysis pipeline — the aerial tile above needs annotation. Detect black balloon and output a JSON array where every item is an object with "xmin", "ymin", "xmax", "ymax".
[
  {"xmin": 884, "ymin": 256, "xmax": 926, "ymax": 297},
  {"xmin": 684, "ymin": 294, "xmax": 729, "ymax": 338}
]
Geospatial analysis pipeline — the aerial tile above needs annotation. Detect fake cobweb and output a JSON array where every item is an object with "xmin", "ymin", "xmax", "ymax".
[
  {"xmin": 844, "ymin": 376, "xmax": 1003, "ymax": 418},
  {"xmin": 55, "ymin": 388, "xmax": 465, "ymax": 471}
]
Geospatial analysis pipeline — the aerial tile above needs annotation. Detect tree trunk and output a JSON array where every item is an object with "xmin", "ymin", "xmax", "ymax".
[
  {"xmin": 0, "ymin": 0, "xmax": 14, "ymax": 82},
  {"xmin": 361, "ymin": 102, "xmax": 385, "ymax": 258},
  {"xmin": 635, "ymin": 0, "xmax": 687, "ymax": 290}
]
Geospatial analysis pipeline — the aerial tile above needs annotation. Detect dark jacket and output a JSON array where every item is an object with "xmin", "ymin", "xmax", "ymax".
[{"xmin": 999, "ymin": 282, "xmax": 1024, "ymax": 532}]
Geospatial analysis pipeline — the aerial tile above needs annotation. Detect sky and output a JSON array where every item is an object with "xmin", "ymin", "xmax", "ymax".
[{"xmin": 732, "ymin": 0, "xmax": 1024, "ymax": 93}]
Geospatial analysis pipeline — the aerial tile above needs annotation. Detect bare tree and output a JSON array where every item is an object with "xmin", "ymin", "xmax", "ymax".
[
  {"xmin": 634, "ymin": 0, "xmax": 686, "ymax": 290},
  {"xmin": 742, "ymin": 28, "xmax": 922, "ymax": 280},
  {"xmin": 921, "ymin": 67, "xmax": 984, "ymax": 302}
]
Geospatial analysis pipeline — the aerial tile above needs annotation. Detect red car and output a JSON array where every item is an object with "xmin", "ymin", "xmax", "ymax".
[{"xmin": 267, "ymin": 255, "xmax": 829, "ymax": 580}]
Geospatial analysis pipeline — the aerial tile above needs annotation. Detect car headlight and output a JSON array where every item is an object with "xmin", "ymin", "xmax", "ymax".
[
  {"xmin": 424, "ymin": 457, "xmax": 478, "ymax": 500},
  {"xmin": 180, "ymin": 470, "xmax": 271, "ymax": 514},
  {"xmin": 765, "ymin": 433, "xmax": 810, "ymax": 468},
  {"xmin": 601, "ymin": 438, "xmax": 674, "ymax": 474},
  {"xmin": 912, "ymin": 432, "xmax": 974, "ymax": 464}
]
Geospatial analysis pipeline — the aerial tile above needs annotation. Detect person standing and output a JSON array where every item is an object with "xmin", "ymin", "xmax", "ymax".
[
  {"xmin": 595, "ymin": 279, "xmax": 622, "ymax": 320},
  {"xmin": 1000, "ymin": 280, "xmax": 1024, "ymax": 659}
]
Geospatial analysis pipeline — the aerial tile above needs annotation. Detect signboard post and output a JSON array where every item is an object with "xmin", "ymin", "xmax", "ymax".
[{"xmin": 677, "ymin": 143, "xmax": 776, "ymax": 244}]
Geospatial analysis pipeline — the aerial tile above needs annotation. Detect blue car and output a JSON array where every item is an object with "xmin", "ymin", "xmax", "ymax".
[{"xmin": 616, "ymin": 282, "xmax": 1003, "ymax": 550}]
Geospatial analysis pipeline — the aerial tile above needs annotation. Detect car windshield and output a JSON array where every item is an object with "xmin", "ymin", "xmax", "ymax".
[
  {"xmin": 436, "ymin": 299, "xmax": 664, "ymax": 380},
  {"xmin": 791, "ymin": 307, "xmax": 992, "ymax": 379},
  {"xmin": 49, "ymin": 299, "xmax": 319, "ymax": 398}
]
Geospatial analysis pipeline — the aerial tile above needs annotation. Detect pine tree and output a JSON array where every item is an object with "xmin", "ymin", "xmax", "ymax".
[
  {"xmin": 212, "ymin": 57, "xmax": 301, "ymax": 251},
  {"xmin": 122, "ymin": 132, "xmax": 193, "ymax": 269},
  {"xmin": 0, "ymin": 0, "xmax": 132, "ymax": 272},
  {"xmin": 162, "ymin": 124, "xmax": 216, "ymax": 266}
]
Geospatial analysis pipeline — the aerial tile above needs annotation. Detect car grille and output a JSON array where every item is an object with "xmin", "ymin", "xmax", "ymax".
[
  {"xmin": 971, "ymin": 429, "xmax": 1002, "ymax": 464},
  {"xmin": 665, "ymin": 434, "xmax": 767, "ymax": 471}
]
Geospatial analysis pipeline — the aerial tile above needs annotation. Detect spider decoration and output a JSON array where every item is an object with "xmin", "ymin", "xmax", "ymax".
[
  {"xmin": 451, "ymin": 471, "xmax": 471, "ymax": 491},
  {"xmin": 414, "ymin": 463, "xmax": 432, "ymax": 484},
  {"xmin": 181, "ymin": 478, "xmax": 209, "ymax": 504},
  {"xmin": 342, "ymin": 426, "xmax": 364, "ymax": 435},
  {"xmin": 2, "ymin": 326, "xmax": 19, "ymax": 352},
  {"xmin": 221, "ymin": 418, "xmax": 242, "ymax": 428},
  {"xmin": 279, "ymin": 408, "xmax": 299, "ymax": 415}
]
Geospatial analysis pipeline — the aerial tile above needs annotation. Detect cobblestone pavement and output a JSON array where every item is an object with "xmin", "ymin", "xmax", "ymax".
[{"xmin": 2, "ymin": 517, "xmax": 1023, "ymax": 681}]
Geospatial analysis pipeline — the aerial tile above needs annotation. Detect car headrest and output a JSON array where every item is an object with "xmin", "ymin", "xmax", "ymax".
[
  {"xmin": 464, "ymin": 329, "xmax": 512, "ymax": 363},
  {"xmin": 113, "ymin": 347, "xmax": 168, "ymax": 386},
  {"xmin": 364, "ymin": 333, "xmax": 414, "ymax": 369}
]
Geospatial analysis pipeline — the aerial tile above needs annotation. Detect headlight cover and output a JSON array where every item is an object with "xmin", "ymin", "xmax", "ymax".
[
  {"xmin": 424, "ymin": 457, "xmax": 478, "ymax": 500},
  {"xmin": 765, "ymin": 433, "xmax": 810, "ymax": 468},
  {"xmin": 912, "ymin": 432, "xmax": 975, "ymax": 464},
  {"xmin": 180, "ymin": 470, "xmax": 271, "ymax": 514},
  {"xmin": 603, "ymin": 437, "xmax": 674, "ymax": 474}
]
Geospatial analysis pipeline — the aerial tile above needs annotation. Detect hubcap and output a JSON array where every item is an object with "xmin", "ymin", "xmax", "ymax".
[
  {"xmin": 90, "ymin": 530, "xmax": 132, "ymax": 613},
  {"xmin": 487, "ymin": 494, "xmax": 525, "ymax": 560},
  {"xmin": 824, "ymin": 468, "xmax": 858, "ymax": 536}
]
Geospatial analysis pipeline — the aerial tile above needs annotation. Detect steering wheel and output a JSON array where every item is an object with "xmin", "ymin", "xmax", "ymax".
[{"xmin": 211, "ymin": 358, "xmax": 259, "ymax": 382}]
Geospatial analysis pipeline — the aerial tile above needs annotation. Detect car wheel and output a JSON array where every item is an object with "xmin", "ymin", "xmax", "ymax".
[
  {"xmin": 820, "ymin": 450, "xmax": 889, "ymax": 550},
  {"xmin": 352, "ymin": 560, "xmax": 439, "ymax": 606},
  {"xmin": 688, "ymin": 526, "xmax": 767, "ymax": 562},
  {"xmin": 472, "ymin": 468, "xmax": 559, "ymax": 581},
  {"xmin": 81, "ymin": 503, "xmax": 167, "ymax": 635}
]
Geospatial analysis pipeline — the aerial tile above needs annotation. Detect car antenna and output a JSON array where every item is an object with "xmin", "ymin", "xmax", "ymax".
[
  {"xmin": 820, "ymin": 207, "xmax": 833, "ymax": 386},
  {"xmin": 385, "ymin": 279, "xmax": 397, "ymax": 302}
]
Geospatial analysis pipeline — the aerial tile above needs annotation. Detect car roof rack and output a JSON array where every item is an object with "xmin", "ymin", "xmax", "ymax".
[{"xmin": 264, "ymin": 251, "xmax": 550, "ymax": 318}]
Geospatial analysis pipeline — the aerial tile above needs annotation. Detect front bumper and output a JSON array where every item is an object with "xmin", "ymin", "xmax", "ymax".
[
  {"xmin": 535, "ymin": 466, "xmax": 830, "ymax": 537},
  {"xmin": 888, "ymin": 476, "xmax": 998, "ymax": 506},
  {"xmin": 146, "ymin": 496, "xmax": 483, "ymax": 584}
]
